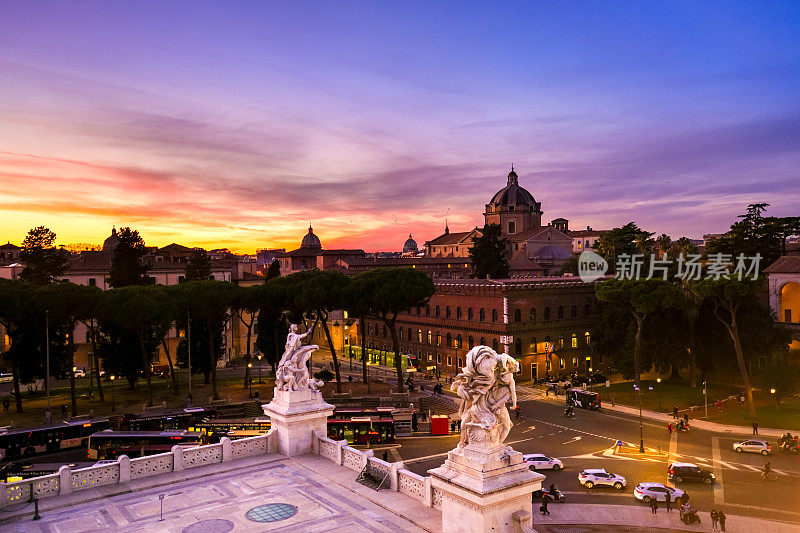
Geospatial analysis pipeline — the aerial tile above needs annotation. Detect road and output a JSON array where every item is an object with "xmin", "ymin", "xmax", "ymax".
[{"xmin": 391, "ymin": 387, "xmax": 800, "ymax": 525}]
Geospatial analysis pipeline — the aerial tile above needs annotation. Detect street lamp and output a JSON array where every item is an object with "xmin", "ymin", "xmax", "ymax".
[
  {"xmin": 248, "ymin": 363, "xmax": 253, "ymax": 398},
  {"xmin": 110, "ymin": 375, "xmax": 116, "ymax": 412},
  {"xmin": 257, "ymin": 353, "xmax": 263, "ymax": 383},
  {"xmin": 771, "ymin": 388, "xmax": 776, "ymax": 428},
  {"xmin": 635, "ymin": 384, "xmax": 644, "ymax": 453},
  {"xmin": 656, "ymin": 378, "xmax": 662, "ymax": 411},
  {"xmin": 588, "ymin": 367, "xmax": 593, "ymax": 391}
]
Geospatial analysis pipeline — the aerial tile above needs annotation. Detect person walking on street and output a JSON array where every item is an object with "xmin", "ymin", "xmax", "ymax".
[
  {"xmin": 650, "ymin": 498, "xmax": 658, "ymax": 516},
  {"xmin": 753, "ymin": 421, "xmax": 759, "ymax": 435},
  {"xmin": 716, "ymin": 399, "xmax": 722, "ymax": 412},
  {"xmin": 540, "ymin": 493, "xmax": 551, "ymax": 516},
  {"xmin": 718, "ymin": 509, "xmax": 726, "ymax": 531},
  {"xmin": 710, "ymin": 509, "xmax": 719, "ymax": 530},
  {"xmin": 683, "ymin": 413, "xmax": 689, "ymax": 425},
  {"xmin": 668, "ymin": 423, "xmax": 673, "ymax": 435},
  {"xmin": 673, "ymin": 405, "xmax": 679, "ymax": 419},
  {"xmin": 664, "ymin": 492, "xmax": 672, "ymax": 512}
]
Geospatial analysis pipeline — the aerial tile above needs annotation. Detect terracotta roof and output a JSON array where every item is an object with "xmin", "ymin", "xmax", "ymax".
[
  {"xmin": 506, "ymin": 227, "xmax": 550, "ymax": 242},
  {"xmin": 764, "ymin": 256, "xmax": 800, "ymax": 274},
  {"xmin": 156, "ymin": 243, "xmax": 196, "ymax": 253},
  {"xmin": 568, "ymin": 230, "xmax": 606, "ymax": 237},
  {"xmin": 320, "ymin": 249, "xmax": 365, "ymax": 256},
  {"xmin": 0, "ymin": 243, "xmax": 20, "ymax": 250},
  {"xmin": 424, "ymin": 231, "xmax": 478, "ymax": 246}
]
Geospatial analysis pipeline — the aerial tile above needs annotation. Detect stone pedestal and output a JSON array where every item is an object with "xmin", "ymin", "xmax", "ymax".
[
  {"xmin": 262, "ymin": 388, "xmax": 334, "ymax": 456},
  {"xmin": 429, "ymin": 443, "xmax": 544, "ymax": 533}
]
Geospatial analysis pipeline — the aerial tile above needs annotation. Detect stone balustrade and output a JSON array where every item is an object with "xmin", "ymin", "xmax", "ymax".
[
  {"xmin": 0, "ymin": 431, "xmax": 274, "ymax": 507},
  {"xmin": 311, "ymin": 430, "xmax": 436, "ymax": 507}
]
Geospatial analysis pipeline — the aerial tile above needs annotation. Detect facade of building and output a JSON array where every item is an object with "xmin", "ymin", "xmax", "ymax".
[
  {"xmin": 568, "ymin": 228, "xmax": 606, "ymax": 253},
  {"xmin": 361, "ymin": 277, "xmax": 604, "ymax": 382},
  {"xmin": 764, "ymin": 256, "xmax": 800, "ymax": 355}
]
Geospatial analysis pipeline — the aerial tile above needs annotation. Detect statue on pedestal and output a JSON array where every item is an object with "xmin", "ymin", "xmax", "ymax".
[
  {"xmin": 451, "ymin": 345, "xmax": 520, "ymax": 450},
  {"xmin": 274, "ymin": 322, "xmax": 323, "ymax": 392}
]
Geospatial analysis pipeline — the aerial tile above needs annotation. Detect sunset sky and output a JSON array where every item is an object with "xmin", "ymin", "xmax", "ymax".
[{"xmin": 1, "ymin": 1, "xmax": 799, "ymax": 253}]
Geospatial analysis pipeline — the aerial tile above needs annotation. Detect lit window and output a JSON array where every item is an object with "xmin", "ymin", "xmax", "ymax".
[
  {"xmin": 571, "ymin": 334, "xmax": 578, "ymax": 348},
  {"xmin": 559, "ymin": 358, "xmax": 565, "ymax": 369}
]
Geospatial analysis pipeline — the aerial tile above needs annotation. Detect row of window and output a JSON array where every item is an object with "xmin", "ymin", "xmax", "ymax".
[{"xmin": 411, "ymin": 304, "xmax": 592, "ymax": 322}]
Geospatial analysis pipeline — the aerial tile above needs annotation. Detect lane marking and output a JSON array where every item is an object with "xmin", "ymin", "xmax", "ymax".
[
  {"xmin": 741, "ymin": 464, "xmax": 761, "ymax": 472},
  {"xmin": 711, "ymin": 437, "xmax": 725, "ymax": 505},
  {"xmin": 522, "ymin": 425, "xmax": 537, "ymax": 433},
  {"xmin": 562, "ymin": 436, "xmax": 582, "ymax": 445}
]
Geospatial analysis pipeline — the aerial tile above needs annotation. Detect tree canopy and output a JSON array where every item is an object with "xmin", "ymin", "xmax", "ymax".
[
  {"xmin": 469, "ymin": 224, "xmax": 509, "ymax": 279},
  {"xmin": 108, "ymin": 227, "xmax": 150, "ymax": 288},
  {"xmin": 18, "ymin": 226, "xmax": 70, "ymax": 285}
]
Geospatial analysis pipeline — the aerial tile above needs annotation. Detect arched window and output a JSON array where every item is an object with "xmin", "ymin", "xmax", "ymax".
[
  {"xmin": 427, "ymin": 330, "xmax": 432, "ymax": 344},
  {"xmin": 559, "ymin": 336, "xmax": 565, "ymax": 348},
  {"xmin": 571, "ymin": 334, "xmax": 578, "ymax": 348},
  {"xmin": 458, "ymin": 357, "xmax": 463, "ymax": 368},
  {"xmin": 514, "ymin": 309, "xmax": 521, "ymax": 323},
  {"xmin": 399, "ymin": 329, "xmax": 404, "ymax": 341},
  {"xmin": 468, "ymin": 335, "xmax": 474, "ymax": 349},
  {"xmin": 492, "ymin": 309, "xmax": 498, "ymax": 323},
  {"xmin": 479, "ymin": 308, "xmax": 486, "ymax": 321},
  {"xmin": 515, "ymin": 338, "xmax": 522, "ymax": 355},
  {"xmin": 456, "ymin": 307, "xmax": 462, "ymax": 320},
  {"xmin": 571, "ymin": 305, "xmax": 577, "ymax": 319},
  {"xmin": 467, "ymin": 307, "xmax": 473, "ymax": 320},
  {"xmin": 480, "ymin": 336, "xmax": 486, "ymax": 346},
  {"xmin": 436, "ymin": 332, "xmax": 441, "ymax": 346},
  {"xmin": 558, "ymin": 306, "xmax": 564, "ymax": 319},
  {"xmin": 585, "ymin": 303, "xmax": 591, "ymax": 316},
  {"xmin": 417, "ymin": 329, "xmax": 422, "ymax": 343},
  {"xmin": 585, "ymin": 332, "xmax": 591, "ymax": 345},
  {"xmin": 435, "ymin": 305, "xmax": 441, "ymax": 317},
  {"xmin": 426, "ymin": 305, "xmax": 431, "ymax": 317},
  {"xmin": 407, "ymin": 327, "xmax": 412, "ymax": 341},
  {"xmin": 446, "ymin": 333, "xmax": 452, "ymax": 347},
  {"xmin": 529, "ymin": 307, "xmax": 536, "ymax": 322},
  {"xmin": 457, "ymin": 334, "xmax": 462, "ymax": 348},
  {"xmin": 446, "ymin": 306, "xmax": 451, "ymax": 318},
  {"xmin": 544, "ymin": 307, "xmax": 551, "ymax": 320},
  {"xmin": 447, "ymin": 355, "xmax": 452, "ymax": 366},
  {"xmin": 492, "ymin": 339, "xmax": 499, "ymax": 351}
]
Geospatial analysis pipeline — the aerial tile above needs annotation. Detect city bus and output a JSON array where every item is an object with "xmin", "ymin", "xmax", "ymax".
[
  {"xmin": 190, "ymin": 418, "xmax": 271, "ymax": 443},
  {"xmin": 327, "ymin": 416, "xmax": 395, "ymax": 445},
  {"xmin": 0, "ymin": 419, "xmax": 110, "ymax": 461},
  {"xmin": 87, "ymin": 430, "xmax": 203, "ymax": 459},
  {"xmin": 120, "ymin": 407, "xmax": 213, "ymax": 431}
]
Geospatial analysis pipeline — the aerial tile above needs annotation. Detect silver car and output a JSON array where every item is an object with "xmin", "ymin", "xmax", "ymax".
[
  {"xmin": 733, "ymin": 439, "xmax": 771, "ymax": 455},
  {"xmin": 634, "ymin": 482, "xmax": 684, "ymax": 503}
]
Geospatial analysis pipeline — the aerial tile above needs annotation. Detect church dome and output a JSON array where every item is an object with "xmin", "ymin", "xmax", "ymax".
[
  {"xmin": 102, "ymin": 227, "xmax": 120, "ymax": 252},
  {"xmin": 489, "ymin": 169, "xmax": 537, "ymax": 208},
  {"xmin": 301, "ymin": 225, "xmax": 322, "ymax": 249},
  {"xmin": 403, "ymin": 234, "xmax": 418, "ymax": 254}
]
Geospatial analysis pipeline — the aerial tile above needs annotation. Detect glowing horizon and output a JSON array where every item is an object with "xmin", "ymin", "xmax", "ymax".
[{"xmin": 1, "ymin": 2, "xmax": 798, "ymax": 254}]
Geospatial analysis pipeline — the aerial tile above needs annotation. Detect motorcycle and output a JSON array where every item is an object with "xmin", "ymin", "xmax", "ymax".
[
  {"xmin": 681, "ymin": 509, "xmax": 701, "ymax": 525},
  {"xmin": 676, "ymin": 421, "xmax": 690, "ymax": 432},
  {"xmin": 564, "ymin": 409, "xmax": 575, "ymax": 418},
  {"xmin": 547, "ymin": 489, "xmax": 566, "ymax": 503}
]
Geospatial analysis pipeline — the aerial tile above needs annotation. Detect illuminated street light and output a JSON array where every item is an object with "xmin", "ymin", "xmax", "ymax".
[
  {"xmin": 656, "ymin": 378, "xmax": 662, "ymax": 411},
  {"xmin": 248, "ymin": 363, "xmax": 253, "ymax": 398},
  {"xmin": 110, "ymin": 375, "xmax": 116, "ymax": 412},
  {"xmin": 257, "ymin": 353, "xmax": 263, "ymax": 383}
]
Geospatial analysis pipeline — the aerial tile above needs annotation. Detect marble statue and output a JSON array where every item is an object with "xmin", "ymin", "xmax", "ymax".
[
  {"xmin": 274, "ymin": 323, "xmax": 323, "ymax": 392},
  {"xmin": 451, "ymin": 345, "xmax": 520, "ymax": 450}
]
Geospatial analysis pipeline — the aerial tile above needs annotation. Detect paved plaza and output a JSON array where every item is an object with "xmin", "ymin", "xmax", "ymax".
[{"xmin": 0, "ymin": 455, "xmax": 437, "ymax": 533}]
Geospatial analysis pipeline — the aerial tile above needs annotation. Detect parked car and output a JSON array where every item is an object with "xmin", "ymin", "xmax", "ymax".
[
  {"xmin": 73, "ymin": 369, "xmax": 86, "ymax": 378},
  {"xmin": 668, "ymin": 462, "xmax": 715, "ymax": 484},
  {"xmin": 578, "ymin": 468, "xmax": 626, "ymax": 489},
  {"xmin": 634, "ymin": 482, "xmax": 685, "ymax": 503},
  {"xmin": 522, "ymin": 454, "xmax": 563, "ymax": 471},
  {"xmin": 733, "ymin": 439, "xmax": 771, "ymax": 455}
]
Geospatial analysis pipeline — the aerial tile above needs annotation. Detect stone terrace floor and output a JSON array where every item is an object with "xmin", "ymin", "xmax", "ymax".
[{"xmin": 0, "ymin": 454, "xmax": 440, "ymax": 533}]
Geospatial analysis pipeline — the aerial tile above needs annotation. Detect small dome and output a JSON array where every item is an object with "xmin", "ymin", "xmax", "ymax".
[
  {"xmin": 488, "ymin": 168, "xmax": 538, "ymax": 208},
  {"xmin": 301, "ymin": 225, "xmax": 322, "ymax": 249},
  {"xmin": 102, "ymin": 227, "xmax": 120, "ymax": 252},
  {"xmin": 403, "ymin": 234, "xmax": 418, "ymax": 254}
]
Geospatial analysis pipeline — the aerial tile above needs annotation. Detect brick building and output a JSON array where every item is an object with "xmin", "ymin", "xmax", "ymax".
[{"xmin": 362, "ymin": 277, "xmax": 604, "ymax": 382}]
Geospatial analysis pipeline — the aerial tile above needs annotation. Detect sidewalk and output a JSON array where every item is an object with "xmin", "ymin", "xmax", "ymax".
[
  {"xmin": 519, "ymin": 383, "xmax": 788, "ymax": 438},
  {"xmin": 532, "ymin": 503, "xmax": 798, "ymax": 532}
]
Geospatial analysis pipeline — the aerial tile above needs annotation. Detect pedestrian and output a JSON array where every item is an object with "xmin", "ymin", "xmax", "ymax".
[
  {"xmin": 650, "ymin": 498, "xmax": 658, "ymax": 516},
  {"xmin": 540, "ymin": 493, "xmax": 551, "ymax": 516},
  {"xmin": 382, "ymin": 450, "xmax": 388, "ymax": 462},
  {"xmin": 752, "ymin": 421, "xmax": 758, "ymax": 435},
  {"xmin": 718, "ymin": 509, "xmax": 726, "ymax": 531},
  {"xmin": 664, "ymin": 491, "xmax": 672, "ymax": 512},
  {"xmin": 683, "ymin": 413, "xmax": 689, "ymax": 425},
  {"xmin": 515, "ymin": 406, "xmax": 520, "ymax": 419},
  {"xmin": 2, "ymin": 396, "xmax": 9, "ymax": 412},
  {"xmin": 668, "ymin": 423, "xmax": 673, "ymax": 435},
  {"xmin": 253, "ymin": 390, "xmax": 260, "ymax": 401},
  {"xmin": 348, "ymin": 375, "xmax": 352, "ymax": 382},
  {"xmin": 739, "ymin": 394, "xmax": 744, "ymax": 405},
  {"xmin": 710, "ymin": 509, "xmax": 719, "ymax": 530},
  {"xmin": 450, "ymin": 421, "xmax": 456, "ymax": 433},
  {"xmin": 673, "ymin": 405, "xmax": 679, "ymax": 419},
  {"xmin": 61, "ymin": 404, "xmax": 67, "ymax": 416},
  {"xmin": 611, "ymin": 395, "xmax": 615, "ymax": 407},
  {"xmin": 545, "ymin": 388, "xmax": 549, "ymax": 398},
  {"xmin": 716, "ymin": 400, "xmax": 722, "ymax": 412},
  {"xmin": 456, "ymin": 420, "xmax": 461, "ymax": 432}
]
